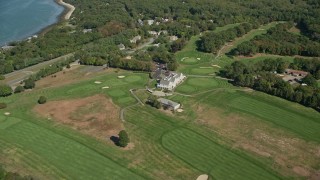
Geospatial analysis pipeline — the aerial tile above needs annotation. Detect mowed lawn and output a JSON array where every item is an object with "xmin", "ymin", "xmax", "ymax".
[
  {"xmin": 175, "ymin": 77, "xmax": 231, "ymax": 94},
  {"xmin": 124, "ymin": 106, "xmax": 281, "ymax": 180},
  {"xmin": 0, "ymin": 72, "xmax": 149, "ymax": 179},
  {"xmin": 199, "ymin": 90, "xmax": 320, "ymax": 143},
  {"xmin": 162, "ymin": 128, "xmax": 279, "ymax": 180}
]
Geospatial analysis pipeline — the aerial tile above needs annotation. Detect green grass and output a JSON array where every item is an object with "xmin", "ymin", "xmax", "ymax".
[
  {"xmin": 176, "ymin": 24, "xmax": 241, "ymax": 75},
  {"xmin": 162, "ymin": 128, "xmax": 279, "ymax": 180},
  {"xmin": 0, "ymin": 118, "xmax": 142, "ymax": 179},
  {"xmin": 176, "ymin": 77, "xmax": 231, "ymax": 94},
  {"xmin": 199, "ymin": 90, "xmax": 320, "ymax": 143},
  {"xmin": 224, "ymin": 22, "xmax": 282, "ymax": 54}
]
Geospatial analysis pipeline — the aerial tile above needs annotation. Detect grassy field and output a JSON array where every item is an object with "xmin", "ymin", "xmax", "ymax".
[
  {"xmin": 175, "ymin": 77, "xmax": 232, "ymax": 94},
  {"xmin": 0, "ymin": 22, "xmax": 319, "ymax": 179}
]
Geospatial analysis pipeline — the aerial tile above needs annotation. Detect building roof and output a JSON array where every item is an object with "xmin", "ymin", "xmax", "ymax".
[{"xmin": 158, "ymin": 98, "xmax": 180, "ymax": 107}]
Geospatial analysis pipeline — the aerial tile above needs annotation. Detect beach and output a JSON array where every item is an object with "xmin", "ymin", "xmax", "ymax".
[{"xmin": 56, "ymin": 0, "xmax": 75, "ymax": 20}]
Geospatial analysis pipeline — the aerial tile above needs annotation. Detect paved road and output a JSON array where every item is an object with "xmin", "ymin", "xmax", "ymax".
[{"xmin": 4, "ymin": 53, "xmax": 74, "ymax": 87}]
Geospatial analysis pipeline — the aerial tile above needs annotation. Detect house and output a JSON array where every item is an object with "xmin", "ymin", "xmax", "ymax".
[
  {"xmin": 147, "ymin": 20, "xmax": 155, "ymax": 25},
  {"xmin": 83, "ymin": 29, "xmax": 92, "ymax": 33},
  {"xmin": 130, "ymin": 35, "xmax": 141, "ymax": 43},
  {"xmin": 148, "ymin": 31, "xmax": 158, "ymax": 36},
  {"xmin": 138, "ymin": 19, "xmax": 144, "ymax": 26},
  {"xmin": 157, "ymin": 72, "xmax": 186, "ymax": 90},
  {"xmin": 158, "ymin": 98, "xmax": 180, "ymax": 110},
  {"xmin": 158, "ymin": 30, "xmax": 168, "ymax": 35},
  {"xmin": 169, "ymin": 36, "xmax": 178, "ymax": 41},
  {"xmin": 118, "ymin": 44, "xmax": 126, "ymax": 50},
  {"xmin": 285, "ymin": 69, "xmax": 308, "ymax": 77}
]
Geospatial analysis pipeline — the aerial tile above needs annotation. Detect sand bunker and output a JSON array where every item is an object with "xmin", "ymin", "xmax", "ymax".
[
  {"xmin": 94, "ymin": 81, "xmax": 102, "ymax": 84},
  {"xmin": 212, "ymin": 65, "xmax": 221, "ymax": 68},
  {"xmin": 4, "ymin": 112, "xmax": 10, "ymax": 116},
  {"xmin": 177, "ymin": 109, "xmax": 184, "ymax": 113},
  {"xmin": 118, "ymin": 76, "xmax": 125, "ymax": 79},
  {"xmin": 197, "ymin": 58, "xmax": 201, "ymax": 60},
  {"xmin": 196, "ymin": 174, "xmax": 209, "ymax": 180},
  {"xmin": 102, "ymin": 86, "xmax": 110, "ymax": 89}
]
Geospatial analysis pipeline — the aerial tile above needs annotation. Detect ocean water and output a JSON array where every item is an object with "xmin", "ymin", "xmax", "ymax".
[{"xmin": 0, "ymin": 0, "xmax": 64, "ymax": 46}]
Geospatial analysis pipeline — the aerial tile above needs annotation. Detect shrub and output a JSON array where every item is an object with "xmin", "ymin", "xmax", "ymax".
[
  {"xmin": 14, "ymin": 86, "xmax": 25, "ymax": 93},
  {"xmin": 0, "ymin": 75, "xmax": 5, "ymax": 80},
  {"xmin": 38, "ymin": 96, "xmax": 47, "ymax": 104},
  {"xmin": 118, "ymin": 130, "xmax": 129, "ymax": 147},
  {"xmin": 0, "ymin": 84, "xmax": 12, "ymax": 97},
  {"xmin": 24, "ymin": 78, "xmax": 36, "ymax": 89},
  {"xmin": 0, "ymin": 103, "xmax": 7, "ymax": 109}
]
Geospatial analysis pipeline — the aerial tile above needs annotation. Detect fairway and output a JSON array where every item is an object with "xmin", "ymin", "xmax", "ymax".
[
  {"xmin": 162, "ymin": 128, "xmax": 279, "ymax": 180},
  {"xmin": 0, "ymin": 118, "xmax": 143, "ymax": 179},
  {"xmin": 200, "ymin": 90, "xmax": 320, "ymax": 143},
  {"xmin": 176, "ymin": 77, "xmax": 231, "ymax": 94}
]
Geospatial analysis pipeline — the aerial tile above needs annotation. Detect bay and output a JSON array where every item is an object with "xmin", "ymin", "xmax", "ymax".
[{"xmin": 0, "ymin": 0, "xmax": 64, "ymax": 46}]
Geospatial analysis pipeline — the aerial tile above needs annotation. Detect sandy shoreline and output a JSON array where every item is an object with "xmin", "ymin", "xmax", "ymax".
[{"xmin": 56, "ymin": 0, "xmax": 75, "ymax": 20}]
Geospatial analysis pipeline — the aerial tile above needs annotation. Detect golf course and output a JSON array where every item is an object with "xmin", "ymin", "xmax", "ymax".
[{"xmin": 0, "ymin": 22, "xmax": 319, "ymax": 180}]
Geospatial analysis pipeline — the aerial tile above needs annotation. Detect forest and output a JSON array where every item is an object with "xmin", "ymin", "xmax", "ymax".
[
  {"xmin": 230, "ymin": 23, "xmax": 320, "ymax": 57},
  {"xmin": 1, "ymin": 0, "xmax": 320, "ymax": 74},
  {"xmin": 220, "ymin": 58, "xmax": 320, "ymax": 110}
]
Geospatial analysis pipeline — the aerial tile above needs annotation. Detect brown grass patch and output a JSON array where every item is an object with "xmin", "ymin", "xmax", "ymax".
[
  {"xmin": 34, "ymin": 95, "xmax": 123, "ymax": 142},
  {"xmin": 194, "ymin": 103, "xmax": 320, "ymax": 178},
  {"xmin": 35, "ymin": 66, "xmax": 111, "ymax": 89}
]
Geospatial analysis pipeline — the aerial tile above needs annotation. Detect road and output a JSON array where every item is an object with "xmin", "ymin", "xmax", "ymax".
[
  {"xmin": 4, "ymin": 53, "xmax": 74, "ymax": 87},
  {"xmin": 126, "ymin": 38, "xmax": 155, "ymax": 54}
]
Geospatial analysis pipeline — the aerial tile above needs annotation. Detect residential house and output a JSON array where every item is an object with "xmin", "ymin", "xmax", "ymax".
[
  {"xmin": 130, "ymin": 35, "xmax": 141, "ymax": 43},
  {"xmin": 169, "ymin": 36, "xmax": 178, "ymax": 41},
  {"xmin": 118, "ymin": 44, "xmax": 126, "ymax": 50}
]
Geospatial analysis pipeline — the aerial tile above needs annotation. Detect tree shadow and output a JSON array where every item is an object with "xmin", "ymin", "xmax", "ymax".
[{"xmin": 110, "ymin": 136, "xmax": 120, "ymax": 146}]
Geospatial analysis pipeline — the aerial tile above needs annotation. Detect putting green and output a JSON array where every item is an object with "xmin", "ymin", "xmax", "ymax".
[
  {"xmin": 191, "ymin": 68, "xmax": 215, "ymax": 75},
  {"xmin": 125, "ymin": 75, "xmax": 142, "ymax": 83},
  {"xmin": 182, "ymin": 57, "xmax": 198, "ymax": 64},
  {"xmin": 107, "ymin": 90, "xmax": 126, "ymax": 97}
]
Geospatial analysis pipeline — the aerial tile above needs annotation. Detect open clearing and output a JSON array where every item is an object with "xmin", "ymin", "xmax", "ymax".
[{"xmin": 34, "ymin": 95, "xmax": 122, "ymax": 141}]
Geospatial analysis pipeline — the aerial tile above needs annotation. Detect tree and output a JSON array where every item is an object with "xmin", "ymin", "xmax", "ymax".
[
  {"xmin": 24, "ymin": 78, "xmax": 35, "ymax": 89},
  {"xmin": 118, "ymin": 130, "xmax": 129, "ymax": 147},
  {"xmin": 0, "ymin": 84, "xmax": 12, "ymax": 97},
  {"xmin": 14, "ymin": 85, "xmax": 25, "ymax": 93},
  {"xmin": 302, "ymin": 74, "xmax": 317, "ymax": 87},
  {"xmin": 38, "ymin": 96, "xmax": 47, "ymax": 104}
]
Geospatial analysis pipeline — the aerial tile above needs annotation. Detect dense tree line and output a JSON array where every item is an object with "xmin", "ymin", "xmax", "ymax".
[
  {"xmin": 289, "ymin": 58, "xmax": 320, "ymax": 79},
  {"xmin": 231, "ymin": 23, "xmax": 320, "ymax": 57},
  {"xmin": 1, "ymin": 0, "xmax": 320, "ymax": 74},
  {"xmin": 197, "ymin": 23, "xmax": 256, "ymax": 53},
  {"xmin": 220, "ymin": 59, "xmax": 320, "ymax": 110}
]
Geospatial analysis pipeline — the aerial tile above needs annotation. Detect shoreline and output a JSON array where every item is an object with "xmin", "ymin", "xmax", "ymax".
[
  {"xmin": 55, "ymin": 0, "xmax": 75, "ymax": 20},
  {"xmin": 39, "ymin": 0, "xmax": 75, "ymax": 35},
  {"xmin": 1, "ymin": 0, "xmax": 75, "ymax": 47}
]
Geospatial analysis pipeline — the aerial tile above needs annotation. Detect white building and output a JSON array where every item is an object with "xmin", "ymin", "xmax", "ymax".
[
  {"xmin": 157, "ymin": 72, "xmax": 186, "ymax": 90},
  {"xmin": 147, "ymin": 20, "xmax": 155, "ymax": 25},
  {"xmin": 158, "ymin": 98, "xmax": 180, "ymax": 110},
  {"xmin": 130, "ymin": 35, "xmax": 141, "ymax": 43}
]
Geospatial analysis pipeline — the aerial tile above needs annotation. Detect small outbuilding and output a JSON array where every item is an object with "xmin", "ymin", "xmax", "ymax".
[{"xmin": 158, "ymin": 98, "xmax": 180, "ymax": 110}]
